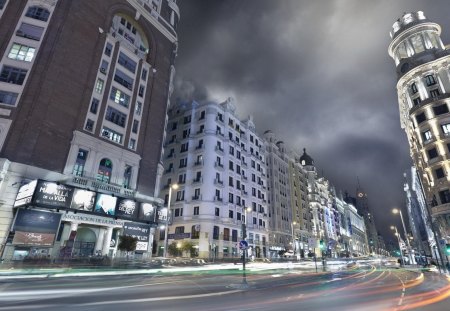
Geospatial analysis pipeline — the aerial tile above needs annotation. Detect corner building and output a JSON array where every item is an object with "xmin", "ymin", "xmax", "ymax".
[
  {"xmin": 388, "ymin": 11, "xmax": 450, "ymax": 251},
  {"xmin": 0, "ymin": 0, "xmax": 179, "ymax": 261},
  {"xmin": 159, "ymin": 98, "xmax": 269, "ymax": 259}
]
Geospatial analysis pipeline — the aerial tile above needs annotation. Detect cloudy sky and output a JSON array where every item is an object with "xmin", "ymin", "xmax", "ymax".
[{"xmin": 172, "ymin": 0, "xmax": 450, "ymax": 241}]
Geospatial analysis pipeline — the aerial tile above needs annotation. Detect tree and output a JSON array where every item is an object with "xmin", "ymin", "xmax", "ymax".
[
  {"xmin": 168, "ymin": 242, "xmax": 182, "ymax": 257},
  {"xmin": 181, "ymin": 241, "xmax": 197, "ymax": 257},
  {"xmin": 118, "ymin": 235, "xmax": 138, "ymax": 260},
  {"xmin": 167, "ymin": 241, "xmax": 198, "ymax": 257}
]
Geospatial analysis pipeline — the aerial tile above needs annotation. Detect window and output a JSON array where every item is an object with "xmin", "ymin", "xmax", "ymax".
[
  {"xmin": 439, "ymin": 189, "xmax": 450, "ymax": 204},
  {"xmin": 415, "ymin": 112, "xmax": 426, "ymax": 124},
  {"xmin": 0, "ymin": 66, "xmax": 27, "ymax": 85},
  {"xmin": 180, "ymin": 142, "xmax": 189, "ymax": 152},
  {"xmin": 128, "ymin": 138, "xmax": 136, "ymax": 150},
  {"xmin": 138, "ymin": 85, "xmax": 145, "ymax": 97},
  {"xmin": 95, "ymin": 79, "xmax": 104, "ymax": 93},
  {"xmin": 85, "ymin": 119, "xmax": 94, "ymax": 131},
  {"xmin": 430, "ymin": 89, "xmax": 440, "ymax": 98},
  {"xmin": 191, "ymin": 225, "xmax": 200, "ymax": 239},
  {"xmin": 73, "ymin": 149, "xmax": 88, "ymax": 176},
  {"xmin": 237, "ymin": 212, "xmax": 241, "ymax": 221},
  {"xmin": 193, "ymin": 206, "xmax": 199, "ymax": 216},
  {"xmin": 0, "ymin": 91, "xmax": 18, "ymax": 106},
  {"xmin": 104, "ymin": 43, "xmax": 113, "ymax": 56},
  {"xmin": 175, "ymin": 226, "xmax": 184, "ymax": 233},
  {"xmin": 199, "ymin": 110, "xmax": 205, "ymax": 120},
  {"xmin": 135, "ymin": 101, "xmax": 142, "ymax": 115},
  {"xmin": 229, "ymin": 210, "xmax": 234, "ymax": 219},
  {"xmin": 413, "ymin": 97, "xmax": 421, "ymax": 106},
  {"xmin": 179, "ymin": 158, "xmax": 187, "ymax": 168},
  {"xmin": 228, "ymin": 193, "xmax": 234, "ymax": 203},
  {"xmin": 229, "ymin": 161, "xmax": 234, "ymax": 171},
  {"xmin": 90, "ymin": 98, "xmax": 99, "ymax": 114},
  {"xmin": 193, "ymin": 188, "xmax": 200, "ymax": 199},
  {"xmin": 232, "ymin": 230, "xmax": 238, "ymax": 242},
  {"xmin": 229, "ymin": 176, "xmax": 234, "ymax": 187},
  {"xmin": 118, "ymin": 52, "xmax": 137, "ymax": 73},
  {"xmin": 0, "ymin": 0, "xmax": 6, "ymax": 10},
  {"xmin": 441, "ymin": 123, "xmax": 450, "ymax": 135},
  {"xmin": 425, "ymin": 74, "xmax": 436, "ymax": 86},
  {"xmin": 183, "ymin": 115, "xmax": 191, "ymax": 124},
  {"xmin": 8, "ymin": 43, "xmax": 35, "ymax": 62},
  {"xmin": 101, "ymin": 126, "xmax": 123, "ymax": 144},
  {"xmin": 141, "ymin": 68, "xmax": 148, "ymax": 81},
  {"xmin": 213, "ymin": 226, "xmax": 220, "ymax": 240},
  {"xmin": 176, "ymin": 190, "xmax": 185, "ymax": 201},
  {"xmin": 105, "ymin": 106, "xmax": 127, "ymax": 127},
  {"xmin": 25, "ymin": 6, "xmax": 50, "ymax": 22},
  {"xmin": 132, "ymin": 120, "xmax": 139, "ymax": 133},
  {"xmin": 97, "ymin": 158, "xmax": 113, "ymax": 183},
  {"xmin": 223, "ymin": 228, "xmax": 230, "ymax": 241},
  {"xmin": 433, "ymin": 104, "xmax": 448, "ymax": 116},
  {"xmin": 435, "ymin": 167, "xmax": 445, "ymax": 179},
  {"xmin": 215, "ymin": 207, "xmax": 220, "ymax": 217},
  {"xmin": 114, "ymin": 69, "xmax": 134, "ymax": 90},
  {"xmin": 427, "ymin": 148, "xmax": 438, "ymax": 160},
  {"xmin": 16, "ymin": 23, "xmax": 44, "ymax": 41}
]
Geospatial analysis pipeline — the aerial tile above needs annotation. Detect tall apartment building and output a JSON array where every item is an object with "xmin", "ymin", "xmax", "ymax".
[
  {"xmin": 0, "ymin": 0, "xmax": 179, "ymax": 261},
  {"xmin": 388, "ymin": 11, "xmax": 450, "ymax": 255},
  {"xmin": 159, "ymin": 98, "xmax": 269, "ymax": 259},
  {"xmin": 263, "ymin": 131, "xmax": 312, "ymax": 258},
  {"xmin": 355, "ymin": 185, "xmax": 379, "ymax": 255}
]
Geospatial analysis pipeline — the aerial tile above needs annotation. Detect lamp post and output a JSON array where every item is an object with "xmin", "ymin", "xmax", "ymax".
[
  {"xmin": 291, "ymin": 221, "xmax": 297, "ymax": 260},
  {"xmin": 241, "ymin": 206, "xmax": 252, "ymax": 286},
  {"xmin": 391, "ymin": 225, "xmax": 403, "ymax": 267},
  {"xmin": 163, "ymin": 183, "xmax": 178, "ymax": 258},
  {"xmin": 392, "ymin": 208, "xmax": 414, "ymax": 265}
]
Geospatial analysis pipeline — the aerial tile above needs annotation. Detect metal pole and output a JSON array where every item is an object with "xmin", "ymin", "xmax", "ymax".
[
  {"xmin": 163, "ymin": 187, "xmax": 172, "ymax": 258},
  {"xmin": 314, "ymin": 250, "xmax": 318, "ymax": 273},
  {"xmin": 398, "ymin": 210, "xmax": 414, "ymax": 265},
  {"xmin": 433, "ymin": 246, "xmax": 442, "ymax": 274},
  {"xmin": 394, "ymin": 227, "xmax": 403, "ymax": 267},
  {"xmin": 242, "ymin": 209, "xmax": 248, "ymax": 287}
]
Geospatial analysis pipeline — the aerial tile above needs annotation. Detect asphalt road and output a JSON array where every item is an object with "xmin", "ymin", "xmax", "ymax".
[{"xmin": 0, "ymin": 264, "xmax": 449, "ymax": 311}]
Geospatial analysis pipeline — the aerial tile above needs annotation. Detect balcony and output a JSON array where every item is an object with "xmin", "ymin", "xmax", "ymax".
[
  {"xmin": 214, "ymin": 196, "xmax": 223, "ymax": 202},
  {"xmin": 70, "ymin": 174, "xmax": 135, "ymax": 198},
  {"xmin": 192, "ymin": 177, "xmax": 203, "ymax": 184},
  {"xmin": 431, "ymin": 202, "xmax": 450, "ymax": 216},
  {"xmin": 215, "ymin": 146, "xmax": 224, "ymax": 153},
  {"xmin": 214, "ymin": 178, "xmax": 224, "ymax": 186},
  {"xmin": 214, "ymin": 162, "xmax": 224, "ymax": 170},
  {"xmin": 194, "ymin": 160, "xmax": 203, "ymax": 167},
  {"xmin": 192, "ymin": 195, "xmax": 202, "ymax": 201}
]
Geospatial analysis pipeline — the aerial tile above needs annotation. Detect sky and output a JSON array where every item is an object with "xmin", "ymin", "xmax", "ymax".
[{"xmin": 172, "ymin": 0, "xmax": 450, "ymax": 242}]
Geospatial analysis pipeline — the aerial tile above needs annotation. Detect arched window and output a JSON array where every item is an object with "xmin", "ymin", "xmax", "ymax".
[
  {"xmin": 97, "ymin": 158, "xmax": 113, "ymax": 183},
  {"xmin": 111, "ymin": 15, "xmax": 149, "ymax": 57},
  {"xmin": 25, "ymin": 6, "xmax": 50, "ymax": 22}
]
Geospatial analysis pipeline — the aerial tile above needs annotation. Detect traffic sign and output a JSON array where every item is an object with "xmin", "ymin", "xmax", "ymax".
[{"xmin": 239, "ymin": 240, "xmax": 248, "ymax": 250}]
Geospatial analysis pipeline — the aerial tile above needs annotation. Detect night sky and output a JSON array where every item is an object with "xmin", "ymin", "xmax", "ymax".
[{"xmin": 172, "ymin": 0, "xmax": 450, "ymax": 242}]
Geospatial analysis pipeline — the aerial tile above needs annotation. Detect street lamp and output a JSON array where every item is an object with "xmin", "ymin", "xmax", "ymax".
[
  {"xmin": 241, "ymin": 206, "xmax": 252, "ymax": 287},
  {"xmin": 391, "ymin": 225, "xmax": 403, "ymax": 267},
  {"xmin": 163, "ymin": 183, "xmax": 178, "ymax": 258},
  {"xmin": 392, "ymin": 208, "xmax": 414, "ymax": 264},
  {"xmin": 291, "ymin": 221, "xmax": 297, "ymax": 259}
]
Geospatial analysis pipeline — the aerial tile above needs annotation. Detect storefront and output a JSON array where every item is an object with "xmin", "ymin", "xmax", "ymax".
[{"xmin": 2, "ymin": 179, "xmax": 159, "ymax": 262}]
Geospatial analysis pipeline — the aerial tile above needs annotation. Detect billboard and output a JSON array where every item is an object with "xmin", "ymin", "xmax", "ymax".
[
  {"xmin": 12, "ymin": 209, "xmax": 62, "ymax": 246},
  {"xmin": 156, "ymin": 206, "xmax": 168, "ymax": 222},
  {"xmin": 33, "ymin": 180, "xmax": 75, "ymax": 208},
  {"xmin": 13, "ymin": 180, "xmax": 38, "ymax": 207},
  {"xmin": 70, "ymin": 189, "xmax": 96, "ymax": 211},
  {"xmin": 123, "ymin": 222, "xmax": 151, "ymax": 251},
  {"xmin": 94, "ymin": 194, "xmax": 117, "ymax": 215},
  {"xmin": 139, "ymin": 203, "xmax": 156, "ymax": 221},
  {"xmin": 115, "ymin": 199, "xmax": 138, "ymax": 219}
]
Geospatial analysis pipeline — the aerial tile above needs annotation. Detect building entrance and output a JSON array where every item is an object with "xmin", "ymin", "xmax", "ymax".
[{"xmin": 73, "ymin": 227, "xmax": 96, "ymax": 257}]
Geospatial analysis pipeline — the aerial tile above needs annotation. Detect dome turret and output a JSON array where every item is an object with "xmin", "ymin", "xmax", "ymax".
[{"xmin": 299, "ymin": 148, "xmax": 314, "ymax": 166}]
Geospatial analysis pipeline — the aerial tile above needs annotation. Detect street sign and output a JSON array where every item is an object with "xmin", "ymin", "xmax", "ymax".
[{"xmin": 239, "ymin": 240, "xmax": 248, "ymax": 250}]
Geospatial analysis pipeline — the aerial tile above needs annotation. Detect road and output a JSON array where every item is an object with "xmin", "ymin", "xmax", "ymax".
[{"xmin": 0, "ymin": 264, "xmax": 449, "ymax": 311}]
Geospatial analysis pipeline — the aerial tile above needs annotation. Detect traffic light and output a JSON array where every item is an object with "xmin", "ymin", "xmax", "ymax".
[
  {"xmin": 319, "ymin": 240, "xmax": 324, "ymax": 249},
  {"xmin": 446, "ymin": 244, "xmax": 450, "ymax": 256},
  {"xmin": 241, "ymin": 223, "xmax": 247, "ymax": 239}
]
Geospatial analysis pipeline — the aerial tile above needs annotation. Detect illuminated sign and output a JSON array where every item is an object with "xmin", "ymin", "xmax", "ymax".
[{"xmin": 94, "ymin": 194, "xmax": 117, "ymax": 216}]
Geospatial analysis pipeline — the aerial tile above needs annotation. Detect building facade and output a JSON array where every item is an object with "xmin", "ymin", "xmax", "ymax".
[
  {"xmin": 0, "ymin": 0, "xmax": 179, "ymax": 261},
  {"xmin": 158, "ymin": 98, "xmax": 269, "ymax": 259},
  {"xmin": 388, "ymin": 11, "xmax": 450, "ymax": 258}
]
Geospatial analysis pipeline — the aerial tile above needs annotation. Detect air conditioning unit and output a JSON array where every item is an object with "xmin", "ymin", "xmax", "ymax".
[
  {"xmin": 102, "ymin": 130, "xmax": 109, "ymax": 137},
  {"xmin": 100, "ymin": 68, "xmax": 106, "ymax": 74}
]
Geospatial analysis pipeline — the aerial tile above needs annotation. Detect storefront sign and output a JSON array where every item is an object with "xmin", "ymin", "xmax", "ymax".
[
  {"xmin": 115, "ymin": 199, "xmax": 138, "ymax": 219},
  {"xmin": 167, "ymin": 233, "xmax": 191, "ymax": 240},
  {"xmin": 123, "ymin": 222, "xmax": 150, "ymax": 251},
  {"xmin": 94, "ymin": 194, "xmax": 117, "ymax": 215},
  {"xmin": 12, "ymin": 209, "xmax": 62, "ymax": 246},
  {"xmin": 70, "ymin": 189, "xmax": 96, "ymax": 211},
  {"xmin": 61, "ymin": 213, "xmax": 124, "ymax": 227},
  {"xmin": 33, "ymin": 180, "xmax": 74, "ymax": 208},
  {"xmin": 139, "ymin": 203, "xmax": 156, "ymax": 221},
  {"xmin": 13, "ymin": 180, "xmax": 37, "ymax": 207}
]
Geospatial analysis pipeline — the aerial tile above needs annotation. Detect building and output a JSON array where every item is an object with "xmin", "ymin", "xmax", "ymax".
[
  {"xmin": 355, "ymin": 184, "xmax": 379, "ymax": 255},
  {"xmin": 263, "ymin": 131, "xmax": 312, "ymax": 258},
  {"xmin": 158, "ymin": 98, "xmax": 269, "ymax": 259},
  {"xmin": 388, "ymin": 11, "xmax": 449, "ymax": 259},
  {"xmin": 0, "ymin": 0, "xmax": 179, "ymax": 261}
]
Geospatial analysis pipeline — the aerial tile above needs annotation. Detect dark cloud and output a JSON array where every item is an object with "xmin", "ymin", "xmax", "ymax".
[{"xmin": 173, "ymin": 0, "xmax": 450, "ymax": 241}]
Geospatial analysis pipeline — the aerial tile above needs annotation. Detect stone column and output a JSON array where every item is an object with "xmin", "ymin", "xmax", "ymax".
[
  {"xmin": 102, "ymin": 227, "xmax": 113, "ymax": 256},
  {"xmin": 95, "ymin": 228, "xmax": 106, "ymax": 255}
]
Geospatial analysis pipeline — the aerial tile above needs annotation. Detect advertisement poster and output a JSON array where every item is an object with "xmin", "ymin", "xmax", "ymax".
[
  {"xmin": 139, "ymin": 203, "xmax": 156, "ymax": 221},
  {"xmin": 94, "ymin": 194, "xmax": 117, "ymax": 215},
  {"xmin": 123, "ymin": 223, "xmax": 150, "ymax": 251},
  {"xmin": 156, "ymin": 206, "xmax": 168, "ymax": 222},
  {"xmin": 12, "ymin": 209, "xmax": 62, "ymax": 246},
  {"xmin": 70, "ymin": 189, "xmax": 96, "ymax": 211},
  {"xmin": 33, "ymin": 180, "xmax": 74, "ymax": 208},
  {"xmin": 13, "ymin": 180, "xmax": 37, "ymax": 207},
  {"xmin": 115, "ymin": 199, "xmax": 138, "ymax": 219}
]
